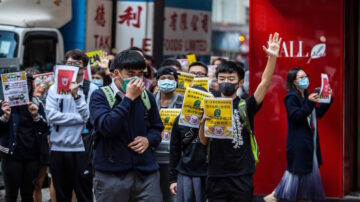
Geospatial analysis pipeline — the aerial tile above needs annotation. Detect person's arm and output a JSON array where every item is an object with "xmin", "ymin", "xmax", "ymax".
[
  {"xmin": 32, "ymin": 103, "xmax": 50, "ymax": 134},
  {"xmin": 45, "ymin": 86, "xmax": 87, "ymax": 125},
  {"xmin": 90, "ymin": 89, "xmax": 133, "ymax": 138},
  {"xmin": 169, "ymin": 116, "xmax": 181, "ymax": 184},
  {"xmin": 198, "ymin": 115, "xmax": 210, "ymax": 146},
  {"xmin": 254, "ymin": 33, "xmax": 282, "ymax": 105},
  {"xmin": 0, "ymin": 101, "xmax": 10, "ymax": 130},
  {"xmin": 285, "ymin": 95, "xmax": 315, "ymax": 122}
]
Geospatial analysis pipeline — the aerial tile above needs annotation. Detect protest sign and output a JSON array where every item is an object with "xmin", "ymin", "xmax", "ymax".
[
  {"xmin": 160, "ymin": 109, "xmax": 181, "ymax": 142},
  {"xmin": 174, "ymin": 72, "xmax": 195, "ymax": 96},
  {"xmin": 203, "ymin": 98, "xmax": 233, "ymax": 139},
  {"xmin": 318, "ymin": 73, "xmax": 331, "ymax": 103},
  {"xmin": 86, "ymin": 50, "xmax": 104, "ymax": 66},
  {"xmin": 1, "ymin": 71, "xmax": 29, "ymax": 106},
  {"xmin": 179, "ymin": 87, "xmax": 212, "ymax": 128},
  {"xmin": 33, "ymin": 72, "xmax": 55, "ymax": 101},
  {"xmin": 192, "ymin": 77, "xmax": 209, "ymax": 92},
  {"xmin": 54, "ymin": 65, "xmax": 79, "ymax": 98}
]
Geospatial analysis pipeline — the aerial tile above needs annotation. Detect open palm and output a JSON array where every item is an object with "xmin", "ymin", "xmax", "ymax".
[{"xmin": 263, "ymin": 32, "xmax": 282, "ymax": 57}]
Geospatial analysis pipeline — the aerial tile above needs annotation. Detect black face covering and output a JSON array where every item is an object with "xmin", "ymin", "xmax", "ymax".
[{"xmin": 219, "ymin": 82, "xmax": 237, "ymax": 96}]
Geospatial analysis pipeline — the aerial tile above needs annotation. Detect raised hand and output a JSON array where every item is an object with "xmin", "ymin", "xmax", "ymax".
[{"xmin": 262, "ymin": 32, "xmax": 282, "ymax": 57}]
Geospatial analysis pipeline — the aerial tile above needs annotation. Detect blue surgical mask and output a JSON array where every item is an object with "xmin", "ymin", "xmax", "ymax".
[
  {"xmin": 158, "ymin": 79, "xmax": 177, "ymax": 93},
  {"xmin": 92, "ymin": 79, "xmax": 103, "ymax": 87},
  {"xmin": 297, "ymin": 77, "xmax": 309, "ymax": 90},
  {"xmin": 121, "ymin": 76, "xmax": 138, "ymax": 92}
]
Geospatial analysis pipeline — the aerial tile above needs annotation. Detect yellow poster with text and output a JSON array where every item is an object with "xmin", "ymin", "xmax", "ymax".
[
  {"xmin": 192, "ymin": 78, "xmax": 209, "ymax": 92},
  {"xmin": 175, "ymin": 72, "xmax": 195, "ymax": 96},
  {"xmin": 86, "ymin": 50, "xmax": 104, "ymax": 66},
  {"xmin": 203, "ymin": 98, "xmax": 233, "ymax": 139},
  {"xmin": 179, "ymin": 88, "xmax": 212, "ymax": 128},
  {"xmin": 160, "ymin": 109, "xmax": 181, "ymax": 142},
  {"xmin": 186, "ymin": 53, "xmax": 197, "ymax": 65}
]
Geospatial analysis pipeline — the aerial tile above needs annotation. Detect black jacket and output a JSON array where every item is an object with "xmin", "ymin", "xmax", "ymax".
[{"xmin": 284, "ymin": 89, "xmax": 332, "ymax": 174}]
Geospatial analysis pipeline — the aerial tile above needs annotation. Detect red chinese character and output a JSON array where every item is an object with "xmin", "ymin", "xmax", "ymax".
[
  {"xmin": 118, "ymin": 6, "xmax": 143, "ymax": 28},
  {"xmin": 180, "ymin": 13, "xmax": 188, "ymax": 31},
  {"xmin": 201, "ymin": 14, "xmax": 208, "ymax": 33},
  {"xmin": 191, "ymin": 14, "xmax": 199, "ymax": 31},
  {"xmin": 170, "ymin": 12, "xmax": 178, "ymax": 31},
  {"xmin": 94, "ymin": 4, "xmax": 106, "ymax": 27}
]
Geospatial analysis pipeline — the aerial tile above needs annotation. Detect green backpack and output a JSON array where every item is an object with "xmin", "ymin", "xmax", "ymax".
[{"xmin": 238, "ymin": 99, "xmax": 260, "ymax": 166}]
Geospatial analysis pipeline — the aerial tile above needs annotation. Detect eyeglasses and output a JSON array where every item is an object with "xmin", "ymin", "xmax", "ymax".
[
  {"xmin": 190, "ymin": 72, "xmax": 207, "ymax": 77},
  {"xmin": 66, "ymin": 61, "xmax": 83, "ymax": 68},
  {"xmin": 296, "ymin": 76, "xmax": 308, "ymax": 80}
]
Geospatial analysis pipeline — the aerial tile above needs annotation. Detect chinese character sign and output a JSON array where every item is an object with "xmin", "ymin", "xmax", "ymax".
[
  {"xmin": 174, "ymin": 72, "xmax": 195, "ymax": 96},
  {"xmin": 86, "ymin": 0, "xmax": 113, "ymax": 52},
  {"xmin": 203, "ymin": 98, "xmax": 233, "ymax": 139},
  {"xmin": 191, "ymin": 78, "xmax": 209, "ymax": 92},
  {"xmin": 160, "ymin": 109, "xmax": 181, "ymax": 142},
  {"xmin": 116, "ymin": 1, "xmax": 154, "ymax": 54},
  {"xmin": 164, "ymin": 7, "xmax": 211, "ymax": 55},
  {"xmin": 179, "ymin": 87, "xmax": 212, "ymax": 128},
  {"xmin": 1, "ymin": 71, "xmax": 29, "ymax": 107}
]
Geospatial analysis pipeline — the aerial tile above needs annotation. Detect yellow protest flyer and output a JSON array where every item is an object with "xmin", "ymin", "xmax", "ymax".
[
  {"xmin": 192, "ymin": 77, "xmax": 209, "ymax": 92},
  {"xmin": 86, "ymin": 50, "xmax": 104, "ymax": 66},
  {"xmin": 203, "ymin": 98, "xmax": 233, "ymax": 139},
  {"xmin": 186, "ymin": 53, "xmax": 197, "ymax": 65},
  {"xmin": 179, "ymin": 87, "xmax": 212, "ymax": 128},
  {"xmin": 175, "ymin": 72, "xmax": 195, "ymax": 96},
  {"xmin": 159, "ymin": 109, "xmax": 181, "ymax": 142}
]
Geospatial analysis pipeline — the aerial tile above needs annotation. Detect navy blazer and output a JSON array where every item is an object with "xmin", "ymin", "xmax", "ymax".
[
  {"xmin": 90, "ymin": 89, "xmax": 164, "ymax": 174},
  {"xmin": 284, "ymin": 89, "xmax": 332, "ymax": 174}
]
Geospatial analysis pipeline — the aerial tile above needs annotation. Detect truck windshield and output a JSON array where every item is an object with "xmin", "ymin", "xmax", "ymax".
[{"xmin": 0, "ymin": 31, "xmax": 18, "ymax": 58}]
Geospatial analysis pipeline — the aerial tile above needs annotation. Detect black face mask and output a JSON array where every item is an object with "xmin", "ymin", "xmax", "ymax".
[{"xmin": 219, "ymin": 82, "xmax": 237, "ymax": 96}]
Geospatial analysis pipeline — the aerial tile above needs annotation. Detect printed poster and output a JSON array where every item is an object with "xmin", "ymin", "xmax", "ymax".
[
  {"xmin": 1, "ymin": 71, "xmax": 29, "ymax": 107},
  {"xmin": 318, "ymin": 73, "xmax": 331, "ymax": 103},
  {"xmin": 33, "ymin": 72, "xmax": 55, "ymax": 101},
  {"xmin": 192, "ymin": 77, "xmax": 210, "ymax": 92},
  {"xmin": 86, "ymin": 50, "xmax": 104, "ymax": 66},
  {"xmin": 186, "ymin": 53, "xmax": 197, "ymax": 65},
  {"xmin": 174, "ymin": 72, "xmax": 195, "ymax": 96},
  {"xmin": 160, "ymin": 109, "xmax": 181, "ymax": 142},
  {"xmin": 203, "ymin": 98, "xmax": 233, "ymax": 139},
  {"xmin": 54, "ymin": 65, "xmax": 79, "ymax": 98},
  {"xmin": 179, "ymin": 87, "xmax": 212, "ymax": 128}
]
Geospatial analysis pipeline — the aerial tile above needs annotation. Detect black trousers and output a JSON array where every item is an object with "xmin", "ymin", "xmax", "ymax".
[
  {"xmin": 2, "ymin": 157, "xmax": 40, "ymax": 202},
  {"xmin": 50, "ymin": 151, "xmax": 93, "ymax": 202},
  {"xmin": 206, "ymin": 175, "xmax": 254, "ymax": 202}
]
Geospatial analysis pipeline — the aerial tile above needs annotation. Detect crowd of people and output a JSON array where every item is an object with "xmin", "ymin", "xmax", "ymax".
[{"xmin": 0, "ymin": 32, "xmax": 333, "ymax": 202}]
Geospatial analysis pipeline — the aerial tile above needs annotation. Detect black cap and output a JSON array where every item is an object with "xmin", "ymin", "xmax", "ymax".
[{"xmin": 156, "ymin": 66, "xmax": 178, "ymax": 80}]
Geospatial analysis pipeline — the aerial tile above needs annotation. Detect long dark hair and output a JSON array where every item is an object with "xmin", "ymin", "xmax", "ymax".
[{"xmin": 286, "ymin": 67, "xmax": 308, "ymax": 96}]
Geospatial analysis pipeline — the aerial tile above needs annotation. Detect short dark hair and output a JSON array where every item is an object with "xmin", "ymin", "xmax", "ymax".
[
  {"xmin": 161, "ymin": 59, "xmax": 181, "ymax": 69},
  {"xmin": 286, "ymin": 67, "xmax": 302, "ymax": 90},
  {"xmin": 129, "ymin": 46, "xmax": 144, "ymax": 55},
  {"xmin": 156, "ymin": 66, "xmax": 178, "ymax": 81},
  {"xmin": 91, "ymin": 67, "xmax": 106, "ymax": 80},
  {"xmin": 216, "ymin": 61, "xmax": 245, "ymax": 81},
  {"xmin": 188, "ymin": 62, "xmax": 208, "ymax": 74},
  {"xmin": 145, "ymin": 54, "xmax": 154, "ymax": 64},
  {"xmin": 65, "ymin": 49, "xmax": 89, "ymax": 67},
  {"xmin": 114, "ymin": 50, "xmax": 146, "ymax": 71},
  {"xmin": 212, "ymin": 57, "xmax": 227, "ymax": 65}
]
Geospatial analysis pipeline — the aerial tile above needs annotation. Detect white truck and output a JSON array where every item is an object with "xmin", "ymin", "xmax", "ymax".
[{"xmin": 0, "ymin": 0, "xmax": 72, "ymax": 70}]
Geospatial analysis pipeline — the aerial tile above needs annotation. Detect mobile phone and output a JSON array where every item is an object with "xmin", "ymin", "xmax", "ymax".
[{"xmin": 315, "ymin": 87, "xmax": 320, "ymax": 94}]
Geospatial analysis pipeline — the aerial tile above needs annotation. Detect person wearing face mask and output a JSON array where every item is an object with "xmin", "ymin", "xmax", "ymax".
[
  {"xmin": 198, "ymin": 32, "xmax": 282, "ymax": 202},
  {"xmin": 91, "ymin": 68, "xmax": 107, "ymax": 87},
  {"xmin": 153, "ymin": 66, "xmax": 183, "ymax": 202},
  {"xmin": 90, "ymin": 50, "xmax": 164, "ymax": 202},
  {"xmin": 264, "ymin": 67, "xmax": 332, "ymax": 202},
  {"xmin": 154, "ymin": 66, "xmax": 183, "ymax": 110},
  {"xmin": 187, "ymin": 62, "xmax": 221, "ymax": 97}
]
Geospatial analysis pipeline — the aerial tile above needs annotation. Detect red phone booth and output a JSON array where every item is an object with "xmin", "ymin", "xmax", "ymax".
[{"xmin": 249, "ymin": 0, "xmax": 344, "ymax": 197}]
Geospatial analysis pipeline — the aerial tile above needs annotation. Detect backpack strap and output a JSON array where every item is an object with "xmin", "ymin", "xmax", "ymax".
[
  {"xmin": 238, "ymin": 99, "xmax": 260, "ymax": 166},
  {"xmin": 100, "ymin": 86, "xmax": 115, "ymax": 108},
  {"xmin": 83, "ymin": 79, "xmax": 91, "ymax": 102},
  {"xmin": 141, "ymin": 91, "xmax": 151, "ymax": 111}
]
